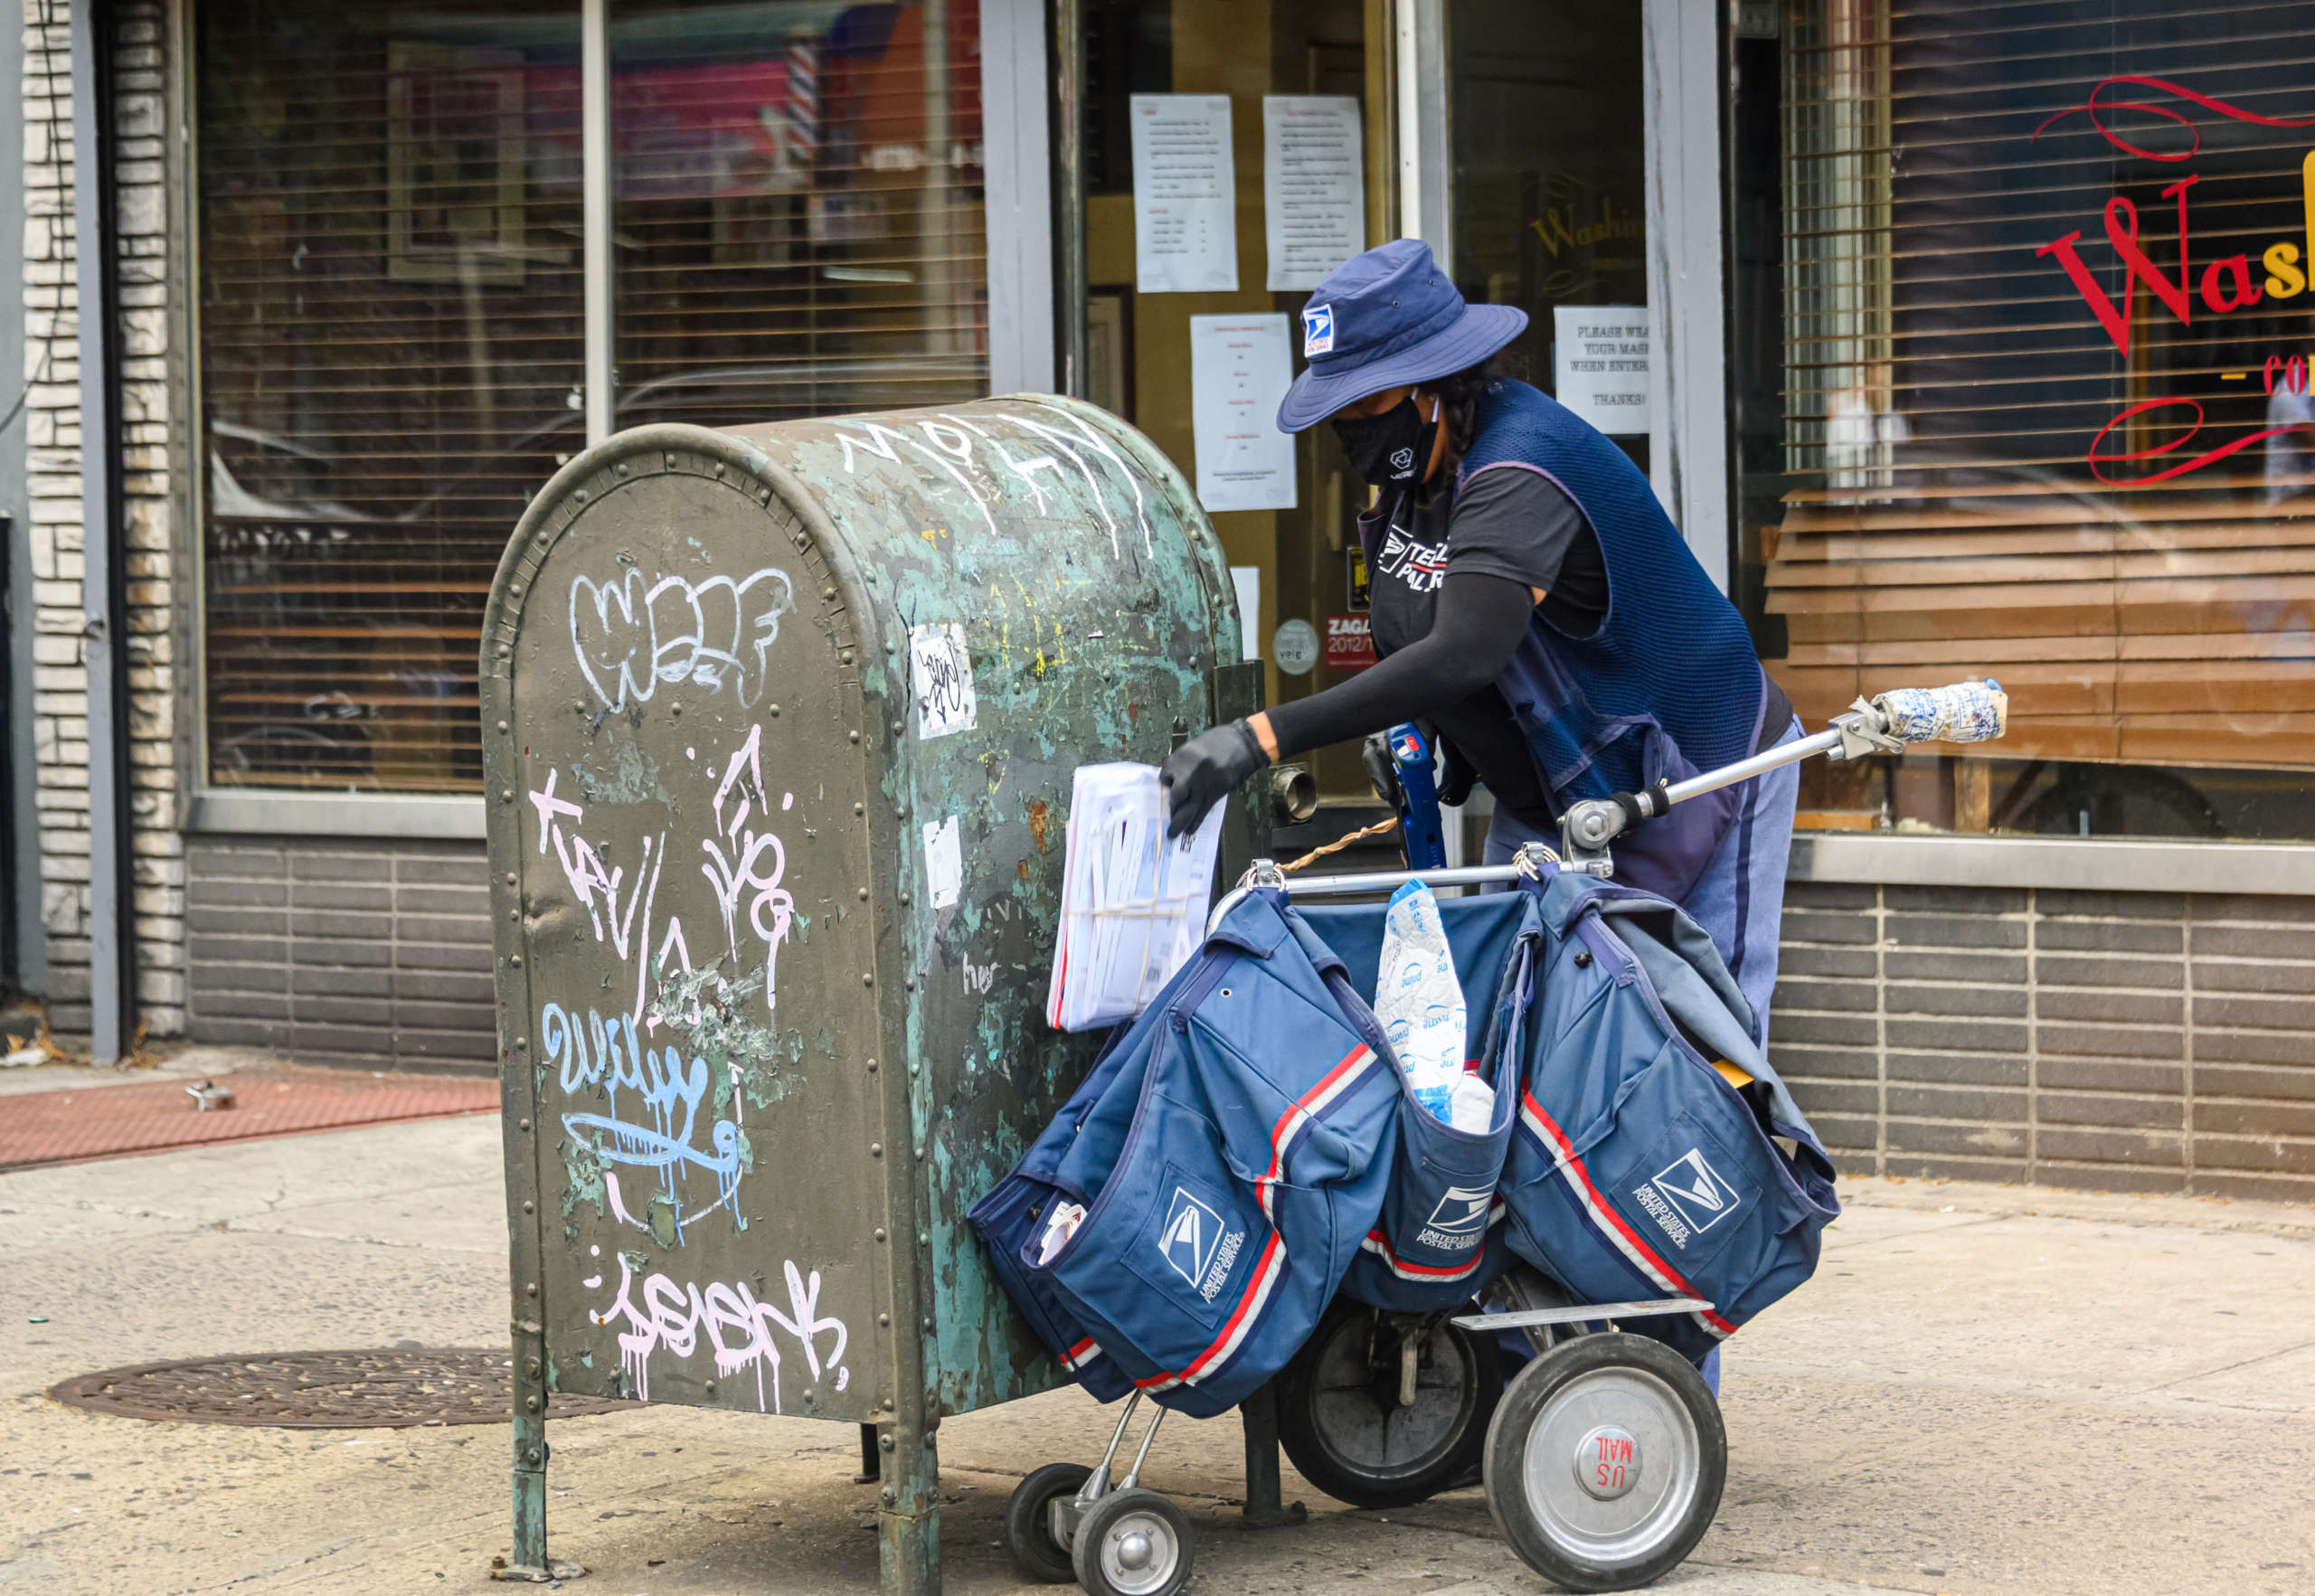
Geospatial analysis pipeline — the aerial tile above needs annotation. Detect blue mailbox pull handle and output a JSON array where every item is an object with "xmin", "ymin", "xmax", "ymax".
[{"xmin": 1385, "ymin": 722, "xmax": 1447, "ymax": 872}]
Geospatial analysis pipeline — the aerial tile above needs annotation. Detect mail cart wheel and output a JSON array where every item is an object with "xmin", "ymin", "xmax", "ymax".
[
  {"xmin": 1071, "ymin": 1486, "xmax": 1195, "ymax": 1596},
  {"xmin": 1006, "ymin": 1462, "xmax": 1094, "ymax": 1582},
  {"xmin": 1276, "ymin": 1297, "xmax": 1504, "ymax": 1509},
  {"xmin": 1483, "ymin": 1332, "xmax": 1726, "ymax": 1592}
]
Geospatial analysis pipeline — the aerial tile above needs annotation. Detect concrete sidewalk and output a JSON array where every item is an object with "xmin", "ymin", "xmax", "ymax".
[{"xmin": 2, "ymin": 1113, "xmax": 2310, "ymax": 1596}]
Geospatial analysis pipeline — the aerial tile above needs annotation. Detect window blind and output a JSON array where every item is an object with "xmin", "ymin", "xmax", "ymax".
[
  {"xmin": 1771, "ymin": 0, "xmax": 2315, "ymax": 772},
  {"xmin": 198, "ymin": 0, "xmax": 990, "ymax": 796},
  {"xmin": 610, "ymin": 0, "xmax": 987, "ymax": 434},
  {"xmin": 199, "ymin": 0, "xmax": 585, "ymax": 793}
]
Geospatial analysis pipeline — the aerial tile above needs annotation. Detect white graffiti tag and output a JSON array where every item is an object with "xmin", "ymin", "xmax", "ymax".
[
  {"xmin": 571, "ymin": 565, "xmax": 793, "ymax": 712},
  {"xmin": 528, "ymin": 768, "xmax": 664, "ymax": 964},
  {"xmin": 698, "ymin": 724, "xmax": 794, "ymax": 1017},
  {"xmin": 831, "ymin": 401, "xmax": 1153, "ymax": 558},
  {"xmin": 588, "ymin": 1248, "xmax": 849, "ymax": 1412}
]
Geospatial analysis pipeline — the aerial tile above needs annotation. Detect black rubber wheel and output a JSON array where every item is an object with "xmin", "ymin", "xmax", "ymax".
[
  {"xmin": 1482, "ymin": 1332, "xmax": 1726, "ymax": 1592},
  {"xmin": 1005, "ymin": 1461, "xmax": 1092, "ymax": 1583},
  {"xmin": 1276, "ymin": 1296, "xmax": 1504, "ymax": 1509},
  {"xmin": 1070, "ymin": 1486, "xmax": 1195, "ymax": 1596}
]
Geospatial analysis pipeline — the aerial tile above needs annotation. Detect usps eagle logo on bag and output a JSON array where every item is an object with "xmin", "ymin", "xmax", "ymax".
[
  {"xmin": 1302, "ymin": 302, "xmax": 1336, "ymax": 356},
  {"xmin": 1413, "ymin": 1184, "xmax": 1495, "ymax": 1253},
  {"xmin": 1158, "ymin": 1185, "xmax": 1244, "ymax": 1301},
  {"xmin": 1633, "ymin": 1147, "xmax": 1743, "ymax": 1249},
  {"xmin": 1423, "ymin": 1185, "xmax": 1493, "ymax": 1234}
]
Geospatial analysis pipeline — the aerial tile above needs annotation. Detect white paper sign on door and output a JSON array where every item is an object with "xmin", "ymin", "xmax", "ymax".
[
  {"xmin": 1263, "ymin": 96, "xmax": 1365, "ymax": 291},
  {"xmin": 1552, "ymin": 306, "xmax": 1652, "ymax": 436},
  {"xmin": 1131, "ymin": 94, "xmax": 1238, "ymax": 294},
  {"xmin": 1191, "ymin": 314, "xmax": 1297, "ymax": 514},
  {"xmin": 1230, "ymin": 566, "xmax": 1261, "ymax": 662}
]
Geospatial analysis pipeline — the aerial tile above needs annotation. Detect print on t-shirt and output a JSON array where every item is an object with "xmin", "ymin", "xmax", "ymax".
[{"xmin": 1375, "ymin": 518, "xmax": 1449, "ymax": 594}]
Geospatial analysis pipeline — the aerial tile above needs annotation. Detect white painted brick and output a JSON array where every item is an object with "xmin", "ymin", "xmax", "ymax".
[
  {"xmin": 120, "ymin": 307, "xmax": 165, "ymax": 358},
  {"xmin": 41, "ymin": 884, "xmax": 84, "ymax": 936}
]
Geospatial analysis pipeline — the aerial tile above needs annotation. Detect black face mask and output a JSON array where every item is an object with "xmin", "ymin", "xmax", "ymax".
[{"xmin": 1331, "ymin": 397, "xmax": 1433, "ymax": 489}]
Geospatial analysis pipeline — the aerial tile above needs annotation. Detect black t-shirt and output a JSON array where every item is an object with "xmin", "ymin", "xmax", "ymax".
[{"xmin": 1367, "ymin": 466, "xmax": 1611, "ymax": 826}]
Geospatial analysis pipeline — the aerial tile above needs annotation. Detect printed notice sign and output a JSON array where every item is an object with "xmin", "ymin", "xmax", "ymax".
[
  {"xmin": 1131, "ymin": 94, "xmax": 1237, "ymax": 294},
  {"xmin": 1262, "ymin": 96, "xmax": 1365, "ymax": 291},
  {"xmin": 1553, "ymin": 306, "xmax": 1653, "ymax": 436},
  {"xmin": 1191, "ymin": 314, "xmax": 1297, "ymax": 513}
]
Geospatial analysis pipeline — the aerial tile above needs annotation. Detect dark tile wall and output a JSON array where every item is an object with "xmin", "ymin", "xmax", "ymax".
[
  {"xmin": 179, "ymin": 839, "xmax": 2315, "ymax": 1191},
  {"xmin": 184, "ymin": 838, "xmax": 495, "ymax": 1071},
  {"xmin": 1775, "ymin": 883, "xmax": 2315, "ymax": 1204}
]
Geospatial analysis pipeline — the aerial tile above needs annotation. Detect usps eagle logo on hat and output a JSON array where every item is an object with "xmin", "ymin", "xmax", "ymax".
[{"xmin": 1302, "ymin": 302, "xmax": 1336, "ymax": 356}]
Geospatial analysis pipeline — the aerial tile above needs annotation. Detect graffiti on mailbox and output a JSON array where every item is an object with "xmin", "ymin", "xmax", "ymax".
[
  {"xmin": 697, "ymin": 722, "xmax": 795, "ymax": 1016},
  {"xmin": 532, "ymin": 665, "xmax": 808, "ymax": 1242},
  {"xmin": 829, "ymin": 400, "xmax": 1157, "ymax": 559},
  {"xmin": 584, "ymin": 1244, "xmax": 850, "ymax": 1411},
  {"xmin": 569, "ymin": 563, "xmax": 794, "ymax": 712},
  {"xmin": 543, "ymin": 1001, "xmax": 751, "ymax": 1240}
]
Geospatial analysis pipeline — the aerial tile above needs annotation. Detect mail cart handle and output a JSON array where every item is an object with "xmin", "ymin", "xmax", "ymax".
[
  {"xmin": 1558, "ymin": 678, "xmax": 2008, "ymax": 867},
  {"xmin": 1205, "ymin": 679, "xmax": 2008, "ymax": 926}
]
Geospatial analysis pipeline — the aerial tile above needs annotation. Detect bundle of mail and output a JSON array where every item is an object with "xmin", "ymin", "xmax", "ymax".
[{"xmin": 1045, "ymin": 762, "xmax": 1226, "ymax": 1032}]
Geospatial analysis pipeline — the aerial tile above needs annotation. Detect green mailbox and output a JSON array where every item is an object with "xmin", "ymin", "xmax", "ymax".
[{"xmin": 480, "ymin": 398, "xmax": 1259, "ymax": 1591}]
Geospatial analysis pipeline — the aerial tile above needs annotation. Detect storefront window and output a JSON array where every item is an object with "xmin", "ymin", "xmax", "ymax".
[
  {"xmin": 1744, "ymin": 1, "xmax": 2315, "ymax": 840},
  {"xmin": 1449, "ymin": 0, "xmax": 1646, "ymax": 473},
  {"xmin": 609, "ymin": 0, "xmax": 987, "ymax": 431},
  {"xmin": 198, "ymin": 0, "xmax": 583, "ymax": 792},
  {"xmin": 196, "ymin": 0, "xmax": 989, "ymax": 796}
]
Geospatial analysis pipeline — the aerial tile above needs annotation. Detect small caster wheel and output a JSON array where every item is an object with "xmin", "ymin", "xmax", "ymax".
[
  {"xmin": 1071, "ymin": 1486, "xmax": 1195, "ymax": 1596},
  {"xmin": 1277, "ymin": 1296, "xmax": 1502, "ymax": 1508},
  {"xmin": 1483, "ymin": 1331, "xmax": 1726, "ymax": 1592},
  {"xmin": 1006, "ymin": 1462, "xmax": 1093, "ymax": 1583}
]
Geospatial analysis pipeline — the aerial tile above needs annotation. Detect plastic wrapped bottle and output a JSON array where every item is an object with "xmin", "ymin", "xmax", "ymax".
[
  {"xmin": 1375, "ymin": 880, "xmax": 1468, "ymax": 1124},
  {"xmin": 1448, "ymin": 1068, "xmax": 1496, "ymax": 1133}
]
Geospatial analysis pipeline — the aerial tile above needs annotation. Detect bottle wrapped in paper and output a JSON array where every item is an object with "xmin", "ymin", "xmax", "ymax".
[{"xmin": 1873, "ymin": 678, "xmax": 2008, "ymax": 746}]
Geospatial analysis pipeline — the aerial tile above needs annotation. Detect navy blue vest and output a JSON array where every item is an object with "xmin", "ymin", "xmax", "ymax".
[{"xmin": 1460, "ymin": 381, "xmax": 1766, "ymax": 900}]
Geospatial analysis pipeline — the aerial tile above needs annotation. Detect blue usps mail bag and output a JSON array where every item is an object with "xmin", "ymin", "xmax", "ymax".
[
  {"xmin": 974, "ymin": 888, "xmax": 1401, "ymax": 1417},
  {"xmin": 1501, "ymin": 865, "xmax": 1839, "ymax": 1364},
  {"xmin": 1296, "ymin": 890, "xmax": 1542, "ymax": 1310},
  {"xmin": 968, "ymin": 960, "xmax": 1193, "ymax": 1402}
]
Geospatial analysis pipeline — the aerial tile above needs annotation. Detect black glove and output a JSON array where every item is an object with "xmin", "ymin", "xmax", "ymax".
[
  {"xmin": 1360, "ymin": 732, "xmax": 1404, "ymax": 810},
  {"xmin": 1159, "ymin": 720, "xmax": 1268, "ymax": 837},
  {"xmin": 1436, "ymin": 732, "xmax": 1479, "ymax": 807}
]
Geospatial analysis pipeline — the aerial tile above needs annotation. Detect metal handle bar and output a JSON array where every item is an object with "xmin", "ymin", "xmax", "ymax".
[
  {"xmin": 1558, "ymin": 677, "xmax": 2008, "ymax": 867},
  {"xmin": 1205, "ymin": 845, "xmax": 1556, "ymax": 935},
  {"xmin": 1449, "ymin": 1297, "xmax": 1715, "ymax": 1332},
  {"xmin": 1202, "ymin": 679, "xmax": 2008, "ymax": 925}
]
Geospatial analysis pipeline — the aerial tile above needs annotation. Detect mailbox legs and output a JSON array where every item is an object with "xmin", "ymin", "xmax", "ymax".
[
  {"xmin": 1238, "ymin": 1382, "xmax": 1309, "ymax": 1528},
  {"xmin": 874, "ymin": 1421, "xmax": 941, "ymax": 1595},
  {"xmin": 495, "ymin": 1322, "xmax": 582, "ymax": 1582}
]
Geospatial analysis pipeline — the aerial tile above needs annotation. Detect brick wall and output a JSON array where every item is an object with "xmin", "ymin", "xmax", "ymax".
[
  {"xmin": 184, "ymin": 837, "xmax": 496, "ymax": 1070},
  {"xmin": 1775, "ymin": 883, "xmax": 2315, "ymax": 1205},
  {"xmin": 18, "ymin": 0, "xmax": 183, "ymax": 1040}
]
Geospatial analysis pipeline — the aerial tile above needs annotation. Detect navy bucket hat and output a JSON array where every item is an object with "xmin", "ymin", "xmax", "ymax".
[{"xmin": 1276, "ymin": 239, "xmax": 1528, "ymax": 433}]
